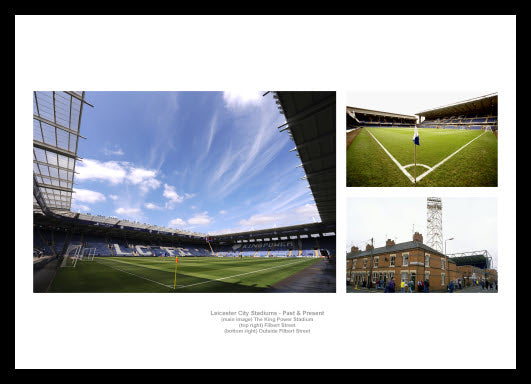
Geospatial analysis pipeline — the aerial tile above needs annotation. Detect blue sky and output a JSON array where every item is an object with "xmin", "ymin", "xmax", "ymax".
[{"xmin": 71, "ymin": 91, "xmax": 319, "ymax": 234}]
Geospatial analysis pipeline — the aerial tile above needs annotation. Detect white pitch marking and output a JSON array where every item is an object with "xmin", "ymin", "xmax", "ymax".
[
  {"xmin": 404, "ymin": 163, "xmax": 432, "ymax": 170},
  {"xmin": 415, "ymin": 131, "xmax": 486, "ymax": 182},
  {"xmin": 365, "ymin": 128, "xmax": 415, "ymax": 183},
  {"xmin": 367, "ymin": 128, "xmax": 486, "ymax": 184},
  {"xmin": 102, "ymin": 257, "xmax": 175, "ymax": 273},
  {"xmin": 96, "ymin": 260, "xmax": 174, "ymax": 288},
  {"xmin": 174, "ymin": 258, "xmax": 313, "ymax": 289}
]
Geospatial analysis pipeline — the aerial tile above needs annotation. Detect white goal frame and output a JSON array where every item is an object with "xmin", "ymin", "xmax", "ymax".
[
  {"xmin": 61, "ymin": 244, "xmax": 84, "ymax": 268},
  {"xmin": 83, "ymin": 247, "xmax": 96, "ymax": 261}
]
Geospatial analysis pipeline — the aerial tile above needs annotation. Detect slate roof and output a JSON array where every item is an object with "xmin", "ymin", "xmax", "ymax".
[{"xmin": 347, "ymin": 241, "xmax": 445, "ymax": 260}]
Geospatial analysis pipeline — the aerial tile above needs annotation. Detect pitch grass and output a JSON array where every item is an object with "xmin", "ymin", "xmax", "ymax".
[
  {"xmin": 48, "ymin": 256, "xmax": 323, "ymax": 293},
  {"xmin": 346, "ymin": 128, "xmax": 497, "ymax": 187}
]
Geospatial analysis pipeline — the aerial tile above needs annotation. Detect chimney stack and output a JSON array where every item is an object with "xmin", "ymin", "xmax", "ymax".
[
  {"xmin": 413, "ymin": 232, "xmax": 423, "ymax": 243},
  {"xmin": 386, "ymin": 239, "xmax": 395, "ymax": 247},
  {"xmin": 350, "ymin": 246, "xmax": 360, "ymax": 253},
  {"xmin": 365, "ymin": 244, "xmax": 374, "ymax": 251}
]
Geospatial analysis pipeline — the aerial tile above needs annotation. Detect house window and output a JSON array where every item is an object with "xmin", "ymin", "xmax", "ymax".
[
  {"xmin": 425, "ymin": 253, "xmax": 430, "ymax": 268},
  {"xmin": 390, "ymin": 254, "xmax": 396, "ymax": 267},
  {"xmin": 374, "ymin": 257, "xmax": 379, "ymax": 268},
  {"xmin": 402, "ymin": 253, "xmax": 409, "ymax": 266},
  {"xmin": 401, "ymin": 271, "xmax": 408, "ymax": 284},
  {"xmin": 441, "ymin": 272, "xmax": 446, "ymax": 285},
  {"xmin": 441, "ymin": 258, "xmax": 445, "ymax": 271},
  {"xmin": 363, "ymin": 258, "xmax": 367, "ymax": 268}
]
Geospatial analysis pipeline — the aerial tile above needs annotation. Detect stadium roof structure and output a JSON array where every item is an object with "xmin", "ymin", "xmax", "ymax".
[
  {"xmin": 416, "ymin": 93, "xmax": 498, "ymax": 119},
  {"xmin": 212, "ymin": 222, "xmax": 336, "ymax": 242},
  {"xmin": 33, "ymin": 91, "xmax": 92, "ymax": 213},
  {"xmin": 448, "ymin": 250, "xmax": 493, "ymax": 269},
  {"xmin": 33, "ymin": 209, "xmax": 207, "ymax": 241},
  {"xmin": 274, "ymin": 91, "xmax": 336, "ymax": 224},
  {"xmin": 346, "ymin": 106, "xmax": 417, "ymax": 121}
]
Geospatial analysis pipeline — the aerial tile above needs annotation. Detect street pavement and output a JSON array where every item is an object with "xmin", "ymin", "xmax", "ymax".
[{"xmin": 346, "ymin": 283, "xmax": 498, "ymax": 293}]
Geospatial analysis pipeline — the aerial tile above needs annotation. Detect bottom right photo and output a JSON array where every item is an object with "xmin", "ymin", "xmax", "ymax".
[{"xmin": 346, "ymin": 196, "xmax": 498, "ymax": 293}]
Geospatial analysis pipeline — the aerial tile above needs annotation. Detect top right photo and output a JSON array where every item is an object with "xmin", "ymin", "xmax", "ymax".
[{"xmin": 346, "ymin": 92, "xmax": 498, "ymax": 187}]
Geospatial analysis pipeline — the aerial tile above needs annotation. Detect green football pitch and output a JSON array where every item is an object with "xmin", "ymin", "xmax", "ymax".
[
  {"xmin": 48, "ymin": 256, "xmax": 324, "ymax": 293},
  {"xmin": 346, "ymin": 127, "xmax": 498, "ymax": 187}
]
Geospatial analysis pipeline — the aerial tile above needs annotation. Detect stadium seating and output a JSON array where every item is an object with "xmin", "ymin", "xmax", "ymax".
[
  {"xmin": 419, "ymin": 114, "xmax": 497, "ymax": 131},
  {"xmin": 33, "ymin": 227, "xmax": 54, "ymax": 256},
  {"xmin": 84, "ymin": 235, "xmax": 113, "ymax": 256},
  {"xmin": 317, "ymin": 236, "xmax": 336, "ymax": 256},
  {"xmin": 52, "ymin": 231, "xmax": 68, "ymax": 255},
  {"xmin": 32, "ymin": 227, "xmax": 336, "ymax": 260}
]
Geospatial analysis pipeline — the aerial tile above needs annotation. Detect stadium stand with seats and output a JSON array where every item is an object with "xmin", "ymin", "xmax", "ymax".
[{"xmin": 416, "ymin": 93, "xmax": 498, "ymax": 133}]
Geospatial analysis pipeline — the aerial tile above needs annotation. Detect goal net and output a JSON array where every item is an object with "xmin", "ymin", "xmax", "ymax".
[
  {"xmin": 83, "ymin": 247, "xmax": 96, "ymax": 261},
  {"xmin": 61, "ymin": 244, "xmax": 83, "ymax": 267},
  {"xmin": 61, "ymin": 246, "xmax": 96, "ymax": 267}
]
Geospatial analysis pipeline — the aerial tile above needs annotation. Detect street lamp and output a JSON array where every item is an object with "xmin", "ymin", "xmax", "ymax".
[{"xmin": 445, "ymin": 237, "xmax": 454, "ymax": 287}]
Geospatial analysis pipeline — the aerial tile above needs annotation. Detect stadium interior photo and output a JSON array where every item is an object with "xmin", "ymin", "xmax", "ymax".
[
  {"xmin": 32, "ymin": 91, "xmax": 336, "ymax": 293},
  {"xmin": 346, "ymin": 93, "xmax": 498, "ymax": 187}
]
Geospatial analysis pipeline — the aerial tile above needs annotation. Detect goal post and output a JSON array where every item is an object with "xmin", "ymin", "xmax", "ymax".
[
  {"xmin": 83, "ymin": 247, "xmax": 96, "ymax": 261},
  {"xmin": 61, "ymin": 244, "xmax": 84, "ymax": 268}
]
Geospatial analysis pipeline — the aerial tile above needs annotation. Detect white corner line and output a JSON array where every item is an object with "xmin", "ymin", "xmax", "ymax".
[
  {"xmin": 415, "ymin": 132, "xmax": 486, "ymax": 182},
  {"xmin": 404, "ymin": 164, "xmax": 432, "ymax": 171},
  {"xmin": 365, "ymin": 128, "xmax": 415, "ymax": 183}
]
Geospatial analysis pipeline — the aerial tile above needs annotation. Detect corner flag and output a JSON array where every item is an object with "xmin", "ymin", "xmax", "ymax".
[
  {"xmin": 413, "ymin": 126, "xmax": 420, "ymax": 145},
  {"xmin": 413, "ymin": 126, "xmax": 419, "ymax": 184}
]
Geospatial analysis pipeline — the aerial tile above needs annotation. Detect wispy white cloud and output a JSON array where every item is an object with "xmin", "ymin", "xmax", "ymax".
[
  {"xmin": 169, "ymin": 212, "xmax": 212, "ymax": 229},
  {"xmin": 168, "ymin": 218, "xmax": 186, "ymax": 227},
  {"xmin": 219, "ymin": 210, "xmax": 227, "ymax": 215},
  {"xmin": 146, "ymin": 93, "xmax": 180, "ymax": 172},
  {"xmin": 239, "ymin": 213, "xmax": 281, "ymax": 227},
  {"xmin": 109, "ymin": 194, "xmax": 119, "ymax": 201},
  {"xmin": 163, "ymin": 183, "xmax": 183, "ymax": 208},
  {"xmin": 223, "ymin": 91, "xmax": 263, "ymax": 110},
  {"xmin": 144, "ymin": 202, "xmax": 163, "ymax": 210},
  {"xmin": 102, "ymin": 144, "xmax": 124, "ymax": 157},
  {"xmin": 215, "ymin": 202, "xmax": 319, "ymax": 234},
  {"xmin": 163, "ymin": 183, "xmax": 194, "ymax": 209},
  {"xmin": 206, "ymin": 95, "xmax": 288, "ymax": 198},
  {"xmin": 71, "ymin": 203, "xmax": 91, "ymax": 213},
  {"xmin": 76, "ymin": 159, "xmax": 161, "ymax": 194},
  {"xmin": 127, "ymin": 167, "xmax": 161, "ymax": 193},
  {"xmin": 72, "ymin": 188, "xmax": 106, "ymax": 204},
  {"xmin": 187, "ymin": 211, "xmax": 212, "ymax": 226},
  {"xmin": 76, "ymin": 159, "xmax": 128, "ymax": 185},
  {"xmin": 115, "ymin": 207, "xmax": 142, "ymax": 217}
]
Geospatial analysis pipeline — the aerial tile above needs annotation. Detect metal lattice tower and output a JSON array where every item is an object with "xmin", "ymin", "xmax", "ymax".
[{"xmin": 426, "ymin": 197, "xmax": 443, "ymax": 253}]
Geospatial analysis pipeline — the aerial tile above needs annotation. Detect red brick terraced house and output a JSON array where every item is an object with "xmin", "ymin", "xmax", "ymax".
[{"xmin": 347, "ymin": 232, "xmax": 460, "ymax": 292}]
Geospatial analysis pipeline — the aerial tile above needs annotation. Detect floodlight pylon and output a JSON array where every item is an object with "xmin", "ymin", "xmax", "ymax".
[{"xmin": 426, "ymin": 197, "xmax": 444, "ymax": 253}]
